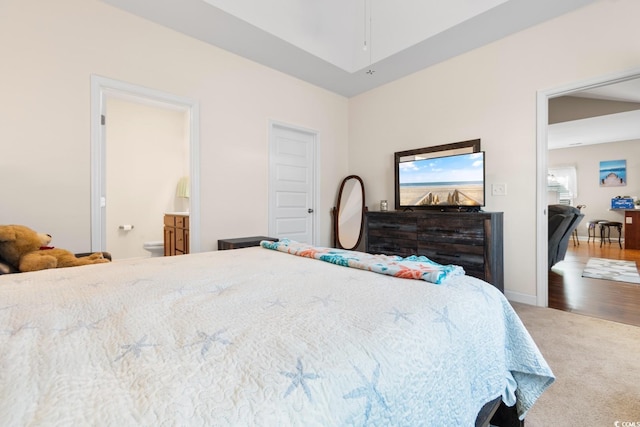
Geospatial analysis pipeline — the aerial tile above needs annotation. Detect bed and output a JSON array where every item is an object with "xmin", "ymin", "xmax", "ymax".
[{"xmin": 0, "ymin": 240, "xmax": 553, "ymax": 426}]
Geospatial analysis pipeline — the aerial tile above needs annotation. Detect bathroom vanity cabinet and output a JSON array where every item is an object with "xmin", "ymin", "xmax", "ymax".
[{"xmin": 164, "ymin": 213, "xmax": 189, "ymax": 256}]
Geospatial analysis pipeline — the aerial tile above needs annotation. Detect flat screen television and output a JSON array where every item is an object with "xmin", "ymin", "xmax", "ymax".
[{"xmin": 394, "ymin": 150, "xmax": 485, "ymax": 210}]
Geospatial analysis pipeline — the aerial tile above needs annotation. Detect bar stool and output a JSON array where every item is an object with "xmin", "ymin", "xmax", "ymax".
[
  {"xmin": 598, "ymin": 220, "xmax": 623, "ymax": 248},
  {"xmin": 572, "ymin": 204, "xmax": 586, "ymax": 245},
  {"xmin": 586, "ymin": 219, "xmax": 605, "ymax": 244}
]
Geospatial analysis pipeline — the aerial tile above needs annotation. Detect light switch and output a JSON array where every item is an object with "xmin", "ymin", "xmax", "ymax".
[{"xmin": 492, "ymin": 183, "xmax": 507, "ymax": 196}]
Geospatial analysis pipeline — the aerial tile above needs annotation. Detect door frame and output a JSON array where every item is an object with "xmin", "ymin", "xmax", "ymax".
[
  {"xmin": 90, "ymin": 75, "xmax": 201, "ymax": 253},
  {"xmin": 535, "ymin": 66, "xmax": 640, "ymax": 306},
  {"xmin": 268, "ymin": 120, "xmax": 320, "ymax": 245}
]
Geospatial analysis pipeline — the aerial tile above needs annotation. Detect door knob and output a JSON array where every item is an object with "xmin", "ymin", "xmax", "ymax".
[{"xmin": 308, "ymin": 209, "xmax": 314, "ymax": 213}]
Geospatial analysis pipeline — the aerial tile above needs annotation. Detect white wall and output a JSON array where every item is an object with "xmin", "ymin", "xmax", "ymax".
[
  {"xmin": 348, "ymin": 0, "xmax": 640, "ymax": 301},
  {"xmin": 3, "ymin": 0, "xmax": 638, "ymax": 302},
  {"xmin": 550, "ymin": 139, "xmax": 640, "ymax": 238},
  {"xmin": 0, "ymin": 0, "xmax": 349, "ymax": 252}
]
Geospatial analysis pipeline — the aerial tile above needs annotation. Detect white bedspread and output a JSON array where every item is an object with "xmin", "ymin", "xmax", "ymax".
[{"xmin": 0, "ymin": 247, "xmax": 553, "ymax": 426}]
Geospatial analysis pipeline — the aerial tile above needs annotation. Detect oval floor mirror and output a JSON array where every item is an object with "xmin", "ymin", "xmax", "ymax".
[{"xmin": 332, "ymin": 175, "xmax": 366, "ymax": 250}]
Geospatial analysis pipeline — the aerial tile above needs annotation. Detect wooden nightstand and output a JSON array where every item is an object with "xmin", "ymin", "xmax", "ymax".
[{"xmin": 218, "ymin": 236, "xmax": 278, "ymax": 250}]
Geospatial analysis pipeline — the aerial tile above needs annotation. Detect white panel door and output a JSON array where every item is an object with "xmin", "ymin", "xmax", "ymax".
[{"xmin": 269, "ymin": 123, "xmax": 317, "ymax": 244}]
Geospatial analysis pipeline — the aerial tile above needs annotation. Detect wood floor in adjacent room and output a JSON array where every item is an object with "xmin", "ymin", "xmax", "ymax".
[{"xmin": 549, "ymin": 239, "xmax": 640, "ymax": 327}]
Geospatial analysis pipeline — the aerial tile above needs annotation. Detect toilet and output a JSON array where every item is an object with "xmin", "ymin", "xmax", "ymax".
[{"xmin": 143, "ymin": 241, "xmax": 164, "ymax": 257}]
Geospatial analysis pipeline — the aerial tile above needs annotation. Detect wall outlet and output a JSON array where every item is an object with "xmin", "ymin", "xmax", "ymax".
[{"xmin": 492, "ymin": 183, "xmax": 507, "ymax": 196}]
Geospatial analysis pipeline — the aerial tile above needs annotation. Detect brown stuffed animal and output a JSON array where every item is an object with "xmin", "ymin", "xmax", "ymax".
[{"xmin": 0, "ymin": 224, "xmax": 110, "ymax": 272}]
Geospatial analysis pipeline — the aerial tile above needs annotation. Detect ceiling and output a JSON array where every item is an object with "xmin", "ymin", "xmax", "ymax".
[
  {"xmin": 98, "ymin": 0, "xmax": 639, "ymax": 149},
  {"xmin": 100, "ymin": 0, "xmax": 597, "ymax": 97},
  {"xmin": 548, "ymin": 108, "xmax": 640, "ymax": 150},
  {"xmin": 548, "ymin": 78, "xmax": 640, "ymax": 150},
  {"xmin": 573, "ymin": 79, "xmax": 640, "ymax": 104}
]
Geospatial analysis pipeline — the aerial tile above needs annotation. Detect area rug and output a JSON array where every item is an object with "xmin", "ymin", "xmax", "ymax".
[{"xmin": 581, "ymin": 257, "xmax": 640, "ymax": 284}]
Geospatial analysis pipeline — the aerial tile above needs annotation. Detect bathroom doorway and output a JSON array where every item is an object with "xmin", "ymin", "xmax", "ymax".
[
  {"xmin": 90, "ymin": 76, "xmax": 200, "ymax": 259},
  {"xmin": 105, "ymin": 97, "xmax": 188, "ymax": 259}
]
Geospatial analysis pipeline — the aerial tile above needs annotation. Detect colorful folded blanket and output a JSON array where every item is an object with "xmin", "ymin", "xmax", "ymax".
[{"xmin": 260, "ymin": 239, "xmax": 464, "ymax": 284}]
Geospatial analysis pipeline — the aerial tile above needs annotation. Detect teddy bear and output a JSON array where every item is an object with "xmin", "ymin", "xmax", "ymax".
[{"xmin": 0, "ymin": 224, "xmax": 110, "ymax": 273}]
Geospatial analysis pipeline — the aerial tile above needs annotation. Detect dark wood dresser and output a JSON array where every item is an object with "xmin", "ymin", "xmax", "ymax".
[{"xmin": 366, "ymin": 210, "xmax": 504, "ymax": 292}]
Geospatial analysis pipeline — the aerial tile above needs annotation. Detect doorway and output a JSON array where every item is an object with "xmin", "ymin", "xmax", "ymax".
[
  {"xmin": 268, "ymin": 121, "xmax": 318, "ymax": 244},
  {"xmin": 105, "ymin": 98, "xmax": 188, "ymax": 259},
  {"xmin": 90, "ymin": 76, "xmax": 201, "ymax": 257},
  {"xmin": 536, "ymin": 67, "xmax": 640, "ymax": 307}
]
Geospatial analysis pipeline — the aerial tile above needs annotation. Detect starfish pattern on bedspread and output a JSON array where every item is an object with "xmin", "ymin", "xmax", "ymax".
[
  {"xmin": 281, "ymin": 358, "xmax": 320, "ymax": 403},
  {"xmin": 185, "ymin": 329, "xmax": 232, "ymax": 358},
  {"xmin": 85, "ymin": 281, "xmax": 106, "ymax": 287},
  {"xmin": 0, "ymin": 244, "xmax": 556, "ymax": 425},
  {"xmin": 208, "ymin": 284, "xmax": 233, "ymax": 296},
  {"xmin": 2, "ymin": 322, "xmax": 36, "ymax": 337},
  {"xmin": 172, "ymin": 286, "xmax": 194, "ymax": 295},
  {"xmin": 114, "ymin": 335, "xmax": 159, "ymax": 362},
  {"xmin": 266, "ymin": 298, "xmax": 287, "ymax": 308},
  {"xmin": 456, "ymin": 280, "xmax": 496, "ymax": 303},
  {"xmin": 309, "ymin": 294, "xmax": 336, "ymax": 307},
  {"xmin": 343, "ymin": 363, "xmax": 389, "ymax": 424},
  {"xmin": 432, "ymin": 306, "xmax": 459, "ymax": 338},
  {"xmin": 59, "ymin": 318, "xmax": 106, "ymax": 335},
  {"xmin": 1, "ymin": 276, "xmax": 30, "ymax": 284},
  {"xmin": 387, "ymin": 307, "xmax": 413, "ymax": 324},
  {"xmin": 124, "ymin": 278, "xmax": 154, "ymax": 287}
]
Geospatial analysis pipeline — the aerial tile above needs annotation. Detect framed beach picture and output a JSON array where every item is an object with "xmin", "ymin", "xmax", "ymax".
[{"xmin": 599, "ymin": 159, "xmax": 626, "ymax": 187}]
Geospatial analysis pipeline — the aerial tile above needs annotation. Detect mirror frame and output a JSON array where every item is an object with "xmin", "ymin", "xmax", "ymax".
[
  {"xmin": 333, "ymin": 175, "xmax": 366, "ymax": 250},
  {"xmin": 394, "ymin": 139, "xmax": 481, "ymax": 210}
]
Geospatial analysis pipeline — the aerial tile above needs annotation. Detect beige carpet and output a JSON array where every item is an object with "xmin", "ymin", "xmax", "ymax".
[{"xmin": 512, "ymin": 303, "xmax": 640, "ymax": 426}]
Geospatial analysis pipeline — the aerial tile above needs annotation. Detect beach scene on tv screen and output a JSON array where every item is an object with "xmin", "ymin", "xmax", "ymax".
[{"xmin": 399, "ymin": 152, "xmax": 484, "ymax": 206}]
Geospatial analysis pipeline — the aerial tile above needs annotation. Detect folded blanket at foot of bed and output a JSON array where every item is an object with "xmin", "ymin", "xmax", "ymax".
[{"xmin": 260, "ymin": 238, "xmax": 465, "ymax": 285}]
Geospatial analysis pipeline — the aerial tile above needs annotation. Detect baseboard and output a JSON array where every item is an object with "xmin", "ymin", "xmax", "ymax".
[
  {"xmin": 574, "ymin": 235, "xmax": 625, "ymax": 243},
  {"xmin": 505, "ymin": 290, "xmax": 537, "ymax": 306}
]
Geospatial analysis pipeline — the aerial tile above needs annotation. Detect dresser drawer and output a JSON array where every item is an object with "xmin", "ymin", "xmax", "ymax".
[
  {"xmin": 367, "ymin": 214, "xmax": 416, "ymax": 238},
  {"xmin": 418, "ymin": 240, "xmax": 484, "ymax": 257},
  {"xmin": 367, "ymin": 238, "xmax": 417, "ymax": 257},
  {"xmin": 417, "ymin": 217, "xmax": 485, "ymax": 245},
  {"xmin": 367, "ymin": 213, "xmax": 417, "ymax": 256},
  {"xmin": 417, "ymin": 245, "xmax": 485, "ymax": 274}
]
